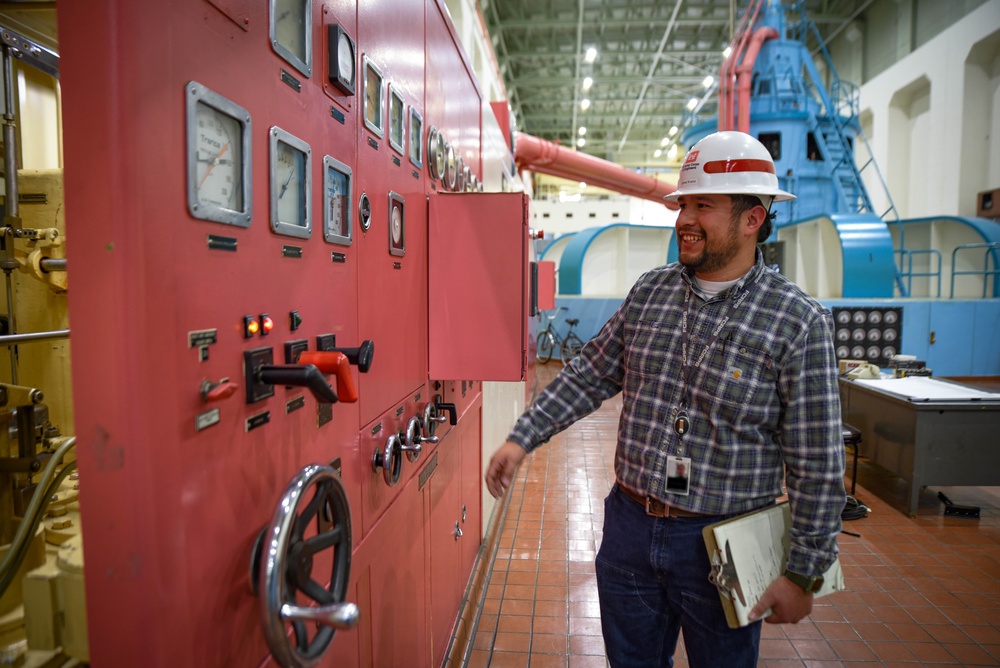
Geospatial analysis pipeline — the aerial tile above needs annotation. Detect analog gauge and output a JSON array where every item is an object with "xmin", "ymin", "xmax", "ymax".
[
  {"xmin": 836, "ymin": 345, "xmax": 850, "ymax": 359},
  {"xmin": 836, "ymin": 328, "xmax": 850, "ymax": 342},
  {"xmin": 185, "ymin": 82, "xmax": 252, "ymax": 227},
  {"xmin": 269, "ymin": 126, "xmax": 312, "ymax": 239},
  {"xmin": 883, "ymin": 310, "xmax": 899, "ymax": 325},
  {"xmin": 868, "ymin": 310, "xmax": 882, "ymax": 325},
  {"xmin": 852, "ymin": 311, "xmax": 867, "ymax": 324},
  {"xmin": 270, "ymin": 0, "xmax": 312, "ymax": 78},
  {"xmin": 462, "ymin": 165, "xmax": 472, "ymax": 192},
  {"xmin": 323, "ymin": 155, "xmax": 352, "ymax": 245},
  {"xmin": 358, "ymin": 192, "xmax": 372, "ymax": 232},
  {"xmin": 427, "ymin": 126, "xmax": 442, "ymax": 180},
  {"xmin": 363, "ymin": 56, "xmax": 384, "ymax": 137},
  {"xmin": 443, "ymin": 142, "xmax": 457, "ymax": 191},
  {"xmin": 836, "ymin": 310, "xmax": 851, "ymax": 325},
  {"xmin": 454, "ymin": 156, "xmax": 466, "ymax": 191},
  {"xmin": 388, "ymin": 87, "xmax": 405, "ymax": 153},
  {"xmin": 327, "ymin": 24, "xmax": 356, "ymax": 95},
  {"xmin": 409, "ymin": 108, "xmax": 423, "ymax": 168},
  {"xmin": 388, "ymin": 191, "xmax": 405, "ymax": 257}
]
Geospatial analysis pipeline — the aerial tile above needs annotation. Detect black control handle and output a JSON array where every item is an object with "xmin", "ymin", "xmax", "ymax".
[
  {"xmin": 257, "ymin": 365, "xmax": 338, "ymax": 404},
  {"xmin": 435, "ymin": 401, "xmax": 457, "ymax": 426},
  {"xmin": 333, "ymin": 340, "xmax": 374, "ymax": 373}
]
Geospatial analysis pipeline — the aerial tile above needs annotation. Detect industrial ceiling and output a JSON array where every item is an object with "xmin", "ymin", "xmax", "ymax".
[{"xmin": 481, "ymin": 0, "xmax": 869, "ymax": 168}]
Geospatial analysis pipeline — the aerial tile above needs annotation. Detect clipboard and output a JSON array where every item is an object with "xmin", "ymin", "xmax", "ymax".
[{"xmin": 702, "ymin": 502, "xmax": 845, "ymax": 628}]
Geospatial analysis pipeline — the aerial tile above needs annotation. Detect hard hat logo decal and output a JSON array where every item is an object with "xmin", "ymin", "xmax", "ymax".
[
  {"xmin": 703, "ymin": 159, "xmax": 775, "ymax": 175},
  {"xmin": 684, "ymin": 150, "xmax": 700, "ymax": 164}
]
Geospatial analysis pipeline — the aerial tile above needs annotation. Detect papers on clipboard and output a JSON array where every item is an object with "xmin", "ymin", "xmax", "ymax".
[{"xmin": 703, "ymin": 503, "xmax": 845, "ymax": 628}]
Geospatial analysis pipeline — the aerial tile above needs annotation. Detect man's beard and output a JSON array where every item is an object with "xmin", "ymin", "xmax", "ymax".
[{"xmin": 678, "ymin": 217, "xmax": 742, "ymax": 275}]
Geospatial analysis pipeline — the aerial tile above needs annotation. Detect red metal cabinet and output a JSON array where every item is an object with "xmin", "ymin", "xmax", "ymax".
[{"xmin": 428, "ymin": 192, "xmax": 532, "ymax": 381}]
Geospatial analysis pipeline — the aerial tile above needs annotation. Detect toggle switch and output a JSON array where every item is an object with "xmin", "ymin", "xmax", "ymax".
[
  {"xmin": 289, "ymin": 310, "xmax": 303, "ymax": 331},
  {"xmin": 297, "ymin": 351, "xmax": 359, "ymax": 402}
]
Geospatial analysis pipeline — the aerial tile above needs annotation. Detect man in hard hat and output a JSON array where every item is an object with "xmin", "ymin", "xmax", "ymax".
[{"xmin": 486, "ymin": 131, "xmax": 845, "ymax": 667}]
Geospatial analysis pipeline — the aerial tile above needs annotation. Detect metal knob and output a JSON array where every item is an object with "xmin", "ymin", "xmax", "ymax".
[{"xmin": 372, "ymin": 433, "xmax": 403, "ymax": 486}]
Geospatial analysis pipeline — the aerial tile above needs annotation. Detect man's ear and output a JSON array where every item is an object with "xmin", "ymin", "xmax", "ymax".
[{"xmin": 742, "ymin": 204, "xmax": 766, "ymax": 239}]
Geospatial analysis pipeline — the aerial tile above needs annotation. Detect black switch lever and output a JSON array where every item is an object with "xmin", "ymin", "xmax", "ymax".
[
  {"xmin": 256, "ymin": 365, "xmax": 338, "ymax": 404},
  {"xmin": 435, "ymin": 400, "xmax": 458, "ymax": 426},
  {"xmin": 331, "ymin": 340, "xmax": 374, "ymax": 373}
]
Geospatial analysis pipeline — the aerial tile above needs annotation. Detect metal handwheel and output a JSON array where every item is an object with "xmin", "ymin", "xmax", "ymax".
[{"xmin": 252, "ymin": 464, "xmax": 360, "ymax": 668}]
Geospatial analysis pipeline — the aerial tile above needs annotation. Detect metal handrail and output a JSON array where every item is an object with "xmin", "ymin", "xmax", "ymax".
[
  {"xmin": 895, "ymin": 248, "xmax": 942, "ymax": 298},
  {"xmin": 950, "ymin": 242, "xmax": 1000, "ymax": 298}
]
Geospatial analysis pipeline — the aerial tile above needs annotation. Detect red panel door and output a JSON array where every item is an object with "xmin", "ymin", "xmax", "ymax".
[{"xmin": 428, "ymin": 192, "xmax": 530, "ymax": 381}]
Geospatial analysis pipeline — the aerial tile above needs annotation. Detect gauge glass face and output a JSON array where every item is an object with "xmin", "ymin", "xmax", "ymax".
[
  {"xmin": 409, "ymin": 110, "xmax": 423, "ymax": 168},
  {"xmin": 444, "ymin": 143, "xmax": 456, "ymax": 191},
  {"xmin": 338, "ymin": 34, "xmax": 355, "ymax": 84},
  {"xmin": 271, "ymin": 0, "xmax": 311, "ymax": 77},
  {"xmin": 388, "ymin": 192, "xmax": 405, "ymax": 256},
  {"xmin": 323, "ymin": 155, "xmax": 352, "ymax": 245},
  {"xmin": 269, "ymin": 127, "xmax": 312, "ymax": 239},
  {"xmin": 186, "ymin": 82, "xmax": 252, "ymax": 227},
  {"xmin": 276, "ymin": 142, "xmax": 306, "ymax": 226},
  {"xmin": 358, "ymin": 193, "xmax": 372, "ymax": 231},
  {"xmin": 195, "ymin": 102, "xmax": 243, "ymax": 210},
  {"xmin": 389, "ymin": 89, "xmax": 405, "ymax": 152},
  {"xmin": 363, "ymin": 57, "xmax": 384, "ymax": 136}
]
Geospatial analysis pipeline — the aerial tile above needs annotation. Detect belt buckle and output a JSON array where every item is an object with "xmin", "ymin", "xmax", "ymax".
[{"xmin": 645, "ymin": 497, "xmax": 668, "ymax": 517}]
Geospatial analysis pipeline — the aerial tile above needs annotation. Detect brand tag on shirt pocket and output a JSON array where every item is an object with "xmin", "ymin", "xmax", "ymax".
[{"xmin": 729, "ymin": 367, "xmax": 744, "ymax": 380}]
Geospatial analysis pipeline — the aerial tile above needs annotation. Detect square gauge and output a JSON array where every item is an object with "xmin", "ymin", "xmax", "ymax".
[
  {"xmin": 363, "ymin": 55, "xmax": 384, "ymax": 138},
  {"xmin": 323, "ymin": 155, "xmax": 353, "ymax": 245},
  {"xmin": 388, "ymin": 191, "xmax": 405, "ymax": 257},
  {"xmin": 388, "ymin": 86, "xmax": 405, "ymax": 154},
  {"xmin": 269, "ymin": 126, "xmax": 312, "ymax": 239},
  {"xmin": 327, "ymin": 24, "xmax": 356, "ymax": 95},
  {"xmin": 409, "ymin": 108, "xmax": 423, "ymax": 169},
  {"xmin": 269, "ymin": 0, "xmax": 312, "ymax": 78},
  {"xmin": 185, "ymin": 81, "xmax": 253, "ymax": 227}
]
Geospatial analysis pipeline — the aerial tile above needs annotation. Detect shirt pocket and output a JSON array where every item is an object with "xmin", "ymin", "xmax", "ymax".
[
  {"xmin": 698, "ymin": 341, "xmax": 773, "ymax": 408},
  {"xmin": 626, "ymin": 317, "xmax": 677, "ymax": 378}
]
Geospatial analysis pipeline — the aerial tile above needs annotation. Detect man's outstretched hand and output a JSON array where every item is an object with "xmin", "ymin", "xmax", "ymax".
[{"xmin": 485, "ymin": 441, "xmax": 528, "ymax": 498}]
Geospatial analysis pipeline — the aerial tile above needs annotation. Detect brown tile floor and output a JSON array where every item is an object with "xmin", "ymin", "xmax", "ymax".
[{"xmin": 466, "ymin": 364, "xmax": 1000, "ymax": 667}]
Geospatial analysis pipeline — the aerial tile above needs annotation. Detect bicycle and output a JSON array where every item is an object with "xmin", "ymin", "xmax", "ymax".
[{"xmin": 536, "ymin": 307, "xmax": 586, "ymax": 365}]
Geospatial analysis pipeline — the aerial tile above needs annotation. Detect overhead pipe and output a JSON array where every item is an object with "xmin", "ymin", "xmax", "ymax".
[
  {"xmin": 718, "ymin": 0, "xmax": 765, "ymax": 132},
  {"xmin": 735, "ymin": 27, "xmax": 778, "ymax": 134},
  {"xmin": 514, "ymin": 133, "xmax": 678, "ymax": 209}
]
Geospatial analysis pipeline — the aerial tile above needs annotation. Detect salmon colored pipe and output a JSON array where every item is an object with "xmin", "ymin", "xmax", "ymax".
[
  {"xmin": 736, "ymin": 27, "xmax": 779, "ymax": 133},
  {"xmin": 514, "ymin": 133, "xmax": 679, "ymax": 209}
]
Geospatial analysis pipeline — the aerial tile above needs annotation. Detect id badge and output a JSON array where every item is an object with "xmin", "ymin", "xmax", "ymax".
[{"xmin": 665, "ymin": 455, "xmax": 692, "ymax": 496}]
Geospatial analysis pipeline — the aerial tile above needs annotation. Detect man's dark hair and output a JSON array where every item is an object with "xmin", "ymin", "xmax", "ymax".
[{"xmin": 730, "ymin": 194, "xmax": 776, "ymax": 242}]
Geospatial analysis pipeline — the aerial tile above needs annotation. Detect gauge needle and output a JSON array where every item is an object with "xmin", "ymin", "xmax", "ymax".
[
  {"xmin": 279, "ymin": 169, "xmax": 295, "ymax": 198},
  {"xmin": 198, "ymin": 144, "xmax": 229, "ymax": 188}
]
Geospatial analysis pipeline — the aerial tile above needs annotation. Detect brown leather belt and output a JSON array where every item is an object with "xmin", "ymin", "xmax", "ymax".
[{"xmin": 617, "ymin": 482, "xmax": 705, "ymax": 518}]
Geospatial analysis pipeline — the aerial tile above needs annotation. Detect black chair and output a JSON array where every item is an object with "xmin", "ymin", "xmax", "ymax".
[{"xmin": 842, "ymin": 422, "xmax": 862, "ymax": 496}]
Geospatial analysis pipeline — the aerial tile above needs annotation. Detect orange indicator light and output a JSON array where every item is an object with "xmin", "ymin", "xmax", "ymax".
[{"xmin": 246, "ymin": 319, "xmax": 260, "ymax": 335}]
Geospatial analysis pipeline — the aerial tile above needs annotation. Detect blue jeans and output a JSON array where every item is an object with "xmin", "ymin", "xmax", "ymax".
[{"xmin": 595, "ymin": 484, "xmax": 762, "ymax": 668}]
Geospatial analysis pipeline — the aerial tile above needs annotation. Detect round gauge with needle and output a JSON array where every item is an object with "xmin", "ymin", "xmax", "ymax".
[
  {"xmin": 388, "ymin": 191, "xmax": 405, "ymax": 257},
  {"xmin": 323, "ymin": 154, "xmax": 352, "ymax": 245},
  {"xmin": 443, "ymin": 142, "xmax": 457, "ymax": 191},
  {"xmin": 185, "ymin": 82, "xmax": 252, "ymax": 227},
  {"xmin": 363, "ymin": 56, "xmax": 384, "ymax": 137},
  {"xmin": 269, "ymin": 126, "xmax": 312, "ymax": 239}
]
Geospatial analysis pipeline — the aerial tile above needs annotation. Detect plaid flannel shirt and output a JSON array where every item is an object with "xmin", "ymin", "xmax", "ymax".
[{"xmin": 508, "ymin": 252, "xmax": 845, "ymax": 576}]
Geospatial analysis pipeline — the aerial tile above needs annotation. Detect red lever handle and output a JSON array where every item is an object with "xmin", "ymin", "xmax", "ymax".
[
  {"xmin": 298, "ymin": 351, "xmax": 359, "ymax": 403},
  {"xmin": 201, "ymin": 380, "xmax": 239, "ymax": 403}
]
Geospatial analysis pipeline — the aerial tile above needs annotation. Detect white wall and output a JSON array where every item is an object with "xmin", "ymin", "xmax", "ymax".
[
  {"xmin": 859, "ymin": 0, "xmax": 1000, "ymax": 218},
  {"xmin": 531, "ymin": 195, "xmax": 677, "ymax": 238}
]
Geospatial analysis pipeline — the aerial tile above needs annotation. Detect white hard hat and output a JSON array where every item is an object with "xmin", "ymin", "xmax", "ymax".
[{"xmin": 664, "ymin": 131, "xmax": 795, "ymax": 203}]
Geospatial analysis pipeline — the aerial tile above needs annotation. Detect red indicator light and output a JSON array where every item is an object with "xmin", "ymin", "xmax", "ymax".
[{"xmin": 260, "ymin": 315, "xmax": 274, "ymax": 335}]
